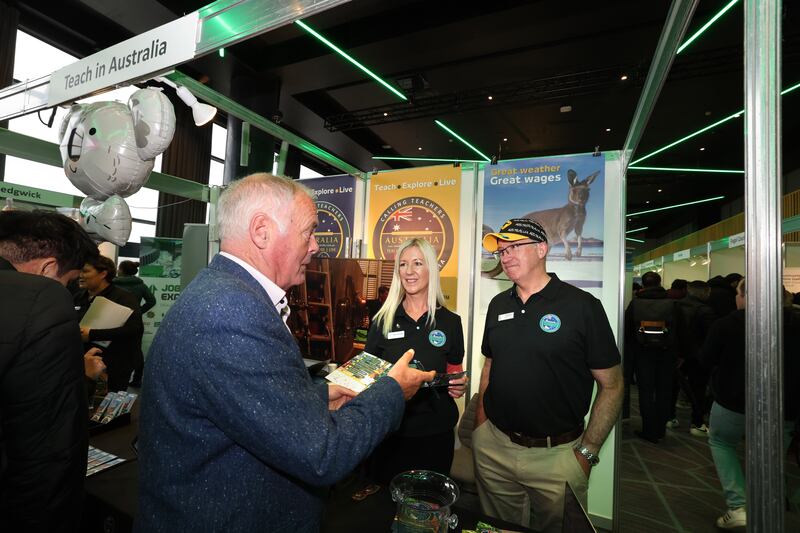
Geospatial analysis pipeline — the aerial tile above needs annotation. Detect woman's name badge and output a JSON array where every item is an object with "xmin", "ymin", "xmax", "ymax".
[
  {"xmin": 498, "ymin": 312, "xmax": 514, "ymax": 321},
  {"xmin": 387, "ymin": 330, "xmax": 405, "ymax": 339}
]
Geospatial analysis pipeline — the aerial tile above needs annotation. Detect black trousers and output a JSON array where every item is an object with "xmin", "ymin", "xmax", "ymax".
[
  {"xmin": 636, "ymin": 350, "xmax": 676, "ymax": 440},
  {"xmin": 367, "ymin": 429, "xmax": 455, "ymax": 485},
  {"xmin": 669, "ymin": 356, "xmax": 710, "ymax": 426}
]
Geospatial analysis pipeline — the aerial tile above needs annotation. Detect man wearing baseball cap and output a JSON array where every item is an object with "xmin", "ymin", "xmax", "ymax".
[{"xmin": 473, "ymin": 218, "xmax": 623, "ymax": 532}]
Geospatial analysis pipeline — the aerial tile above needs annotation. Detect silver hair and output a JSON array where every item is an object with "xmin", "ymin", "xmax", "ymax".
[
  {"xmin": 217, "ymin": 173, "xmax": 314, "ymax": 243},
  {"xmin": 373, "ymin": 238, "xmax": 446, "ymax": 337}
]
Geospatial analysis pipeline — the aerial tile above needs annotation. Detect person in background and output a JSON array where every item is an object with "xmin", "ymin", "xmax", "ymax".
[
  {"xmin": 135, "ymin": 173, "xmax": 433, "ymax": 532},
  {"xmin": 0, "ymin": 210, "xmax": 98, "ymax": 533},
  {"xmin": 114, "ymin": 260, "xmax": 156, "ymax": 313},
  {"xmin": 666, "ymin": 278, "xmax": 687, "ymax": 300},
  {"xmin": 707, "ymin": 273, "xmax": 741, "ymax": 319},
  {"xmin": 74, "ymin": 255, "xmax": 143, "ymax": 392},
  {"xmin": 363, "ymin": 238, "xmax": 467, "ymax": 488},
  {"xmin": 625, "ymin": 271, "xmax": 683, "ymax": 443},
  {"xmin": 671, "ymin": 280, "xmax": 717, "ymax": 436},
  {"xmin": 366, "ymin": 284, "xmax": 389, "ymax": 328},
  {"xmin": 113, "ymin": 260, "xmax": 155, "ymax": 387},
  {"xmin": 475, "ymin": 218, "xmax": 622, "ymax": 533},
  {"xmin": 701, "ymin": 278, "xmax": 799, "ymax": 530}
]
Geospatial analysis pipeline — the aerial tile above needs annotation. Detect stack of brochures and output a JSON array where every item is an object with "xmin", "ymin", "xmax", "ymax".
[
  {"xmin": 86, "ymin": 446, "xmax": 126, "ymax": 477},
  {"xmin": 91, "ymin": 391, "xmax": 138, "ymax": 424},
  {"xmin": 325, "ymin": 352, "xmax": 393, "ymax": 393}
]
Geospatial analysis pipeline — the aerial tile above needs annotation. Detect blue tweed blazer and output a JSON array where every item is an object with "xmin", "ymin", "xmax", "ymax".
[{"xmin": 135, "ymin": 255, "xmax": 404, "ymax": 532}]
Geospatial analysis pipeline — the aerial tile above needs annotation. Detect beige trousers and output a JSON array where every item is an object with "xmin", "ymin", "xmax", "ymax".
[{"xmin": 472, "ymin": 419, "xmax": 588, "ymax": 533}]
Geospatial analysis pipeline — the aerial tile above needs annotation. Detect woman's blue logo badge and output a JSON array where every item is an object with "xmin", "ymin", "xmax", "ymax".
[
  {"xmin": 539, "ymin": 314, "xmax": 561, "ymax": 333},
  {"xmin": 429, "ymin": 330, "xmax": 447, "ymax": 347}
]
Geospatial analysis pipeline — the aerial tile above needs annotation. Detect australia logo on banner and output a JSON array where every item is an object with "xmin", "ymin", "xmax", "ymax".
[
  {"xmin": 372, "ymin": 196, "xmax": 454, "ymax": 268},
  {"xmin": 315, "ymin": 200, "xmax": 351, "ymax": 258}
]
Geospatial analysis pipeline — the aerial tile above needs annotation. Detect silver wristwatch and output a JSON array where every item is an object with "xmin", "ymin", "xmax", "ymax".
[{"xmin": 574, "ymin": 444, "xmax": 599, "ymax": 467}]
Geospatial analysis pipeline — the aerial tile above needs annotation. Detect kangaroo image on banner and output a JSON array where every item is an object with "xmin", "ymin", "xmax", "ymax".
[
  {"xmin": 367, "ymin": 165, "xmax": 461, "ymax": 308},
  {"xmin": 481, "ymin": 153, "xmax": 605, "ymax": 305}
]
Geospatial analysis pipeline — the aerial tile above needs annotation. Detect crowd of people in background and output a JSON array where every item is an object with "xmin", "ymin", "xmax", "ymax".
[{"xmin": 625, "ymin": 270, "xmax": 800, "ymax": 530}]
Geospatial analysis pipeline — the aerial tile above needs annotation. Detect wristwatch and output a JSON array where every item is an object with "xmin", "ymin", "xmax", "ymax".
[{"xmin": 574, "ymin": 444, "xmax": 600, "ymax": 467}]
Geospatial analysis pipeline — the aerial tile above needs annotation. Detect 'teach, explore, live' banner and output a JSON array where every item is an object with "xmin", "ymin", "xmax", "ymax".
[
  {"xmin": 301, "ymin": 174, "xmax": 357, "ymax": 258},
  {"xmin": 481, "ymin": 153, "xmax": 605, "ymax": 306},
  {"xmin": 367, "ymin": 165, "xmax": 461, "ymax": 308}
]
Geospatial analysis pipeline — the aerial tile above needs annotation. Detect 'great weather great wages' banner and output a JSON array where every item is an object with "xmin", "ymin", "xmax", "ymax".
[
  {"xmin": 481, "ymin": 153, "xmax": 605, "ymax": 304},
  {"xmin": 368, "ymin": 165, "xmax": 461, "ymax": 307},
  {"xmin": 302, "ymin": 174, "xmax": 357, "ymax": 258}
]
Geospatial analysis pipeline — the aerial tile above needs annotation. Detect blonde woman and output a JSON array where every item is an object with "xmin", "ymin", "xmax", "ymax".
[{"xmin": 364, "ymin": 238, "xmax": 467, "ymax": 485}]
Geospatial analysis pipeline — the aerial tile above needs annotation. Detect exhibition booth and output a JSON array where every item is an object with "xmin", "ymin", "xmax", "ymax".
[{"xmin": 0, "ymin": 0, "xmax": 790, "ymax": 531}]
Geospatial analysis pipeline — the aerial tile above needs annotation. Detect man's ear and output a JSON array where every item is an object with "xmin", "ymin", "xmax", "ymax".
[
  {"xmin": 250, "ymin": 212, "xmax": 273, "ymax": 250},
  {"xmin": 39, "ymin": 257, "xmax": 61, "ymax": 279}
]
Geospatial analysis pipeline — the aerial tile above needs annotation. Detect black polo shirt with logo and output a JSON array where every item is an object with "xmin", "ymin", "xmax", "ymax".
[
  {"xmin": 366, "ymin": 304, "xmax": 464, "ymax": 436},
  {"xmin": 481, "ymin": 274, "xmax": 620, "ymax": 437}
]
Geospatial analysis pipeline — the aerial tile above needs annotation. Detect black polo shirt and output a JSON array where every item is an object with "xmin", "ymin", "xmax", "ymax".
[
  {"xmin": 366, "ymin": 304, "xmax": 464, "ymax": 436},
  {"xmin": 481, "ymin": 274, "xmax": 620, "ymax": 437}
]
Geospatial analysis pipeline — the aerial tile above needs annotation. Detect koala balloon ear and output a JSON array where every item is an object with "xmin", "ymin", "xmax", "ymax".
[{"xmin": 129, "ymin": 87, "xmax": 176, "ymax": 160}]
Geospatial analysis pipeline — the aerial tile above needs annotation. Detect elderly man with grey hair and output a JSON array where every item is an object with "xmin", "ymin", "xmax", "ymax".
[{"xmin": 136, "ymin": 173, "xmax": 433, "ymax": 533}]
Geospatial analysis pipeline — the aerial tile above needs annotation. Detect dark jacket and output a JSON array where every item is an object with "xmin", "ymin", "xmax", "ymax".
[
  {"xmin": 676, "ymin": 295, "xmax": 717, "ymax": 360},
  {"xmin": 0, "ymin": 258, "xmax": 87, "ymax": 533},
  {"xmin": 701, "ymin": 308, "xmax": 800, "ymax": 418},
  {"xmin": 74, "ymin": 284, "xmax": 143, "ymax": 392},
  {"xmin": 625, "ymin": 286, "xmax": 683, "ymax": 354},
  {"xmin": 707, "ymin": 278, "xmax": 736, "ymax": 319},
  {"xmin": 135, "ymin": 255, "xmax": 405, "ymax": 532},
  {"xmin": 113, "ymin": 275, "xmax": 156, "ymax": 314}
]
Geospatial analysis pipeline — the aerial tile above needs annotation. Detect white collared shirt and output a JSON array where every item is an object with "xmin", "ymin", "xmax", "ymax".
[{"xmin": 219, "ymin": 252, "xmax": 291, "ymax": 325}]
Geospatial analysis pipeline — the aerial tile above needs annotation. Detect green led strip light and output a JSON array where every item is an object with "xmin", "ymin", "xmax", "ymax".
[
  {"xmin": 374, "ymin": 156, "xmax": 483, "ymax": 163},
  {"xmin": 295, "ymin": 19, "xmax": 407, "ymax": 101},
  {"xmin": 434, "ymin": 120, "xmax": 491, "ymax": 162},
  {"xmin": 629, "ymin": 166, "xmax": 744, "ymax": 174},
  {"xmin": 626, "ymin": 226, "xmax": 648, "ymax": 234},
  {"xmin": 631, "ymin": 80, "xmax": 800, "ymax": 165},
  {"xmin": 628, "ymin": 195, "xmax": 725, "ymax": 217},
  {"xmin": 626, "ymin": 237, "xmax": 645, "ymax": 243},
  {"xmin": 677, "ymin": 0, "xmax": 739, "ymax": 54}
]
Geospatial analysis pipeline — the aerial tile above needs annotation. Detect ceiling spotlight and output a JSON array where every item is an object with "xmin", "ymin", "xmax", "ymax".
[
  {"xmin": 560, "ymin": 105, "xmax": 572, "ymax": 113},
  {"xmin": 605, "ymin": 128, "xmax": 611, "ymax": 132},
  {"xmin": 700, "ymin": 147, "xmax": 706, "ymax": 151},
  {"xmin": 418, "ymin": 147, "xmax": 422, "ymax": 151},
  {"xmin": 646, "ymin": 200, "xmax": 650, "ymax": 204},
  {"xmin": 620, "ymin": 74, "xmax": 628, "ymax": 81},
  {"xmin": 705, "ymin": 110, "xmax": 712, "ymax": 116},
  {"xmin": 658, "ymin": 188, "xmax": 662, "ymax": 192},
  {"xmin": 156, "ymin": 77, "xmax": 217, "ymax": 126},
  {"xmin": 503, "ymin": 137, "xmax": 508, "ymax": 142},
  {"xmin": 383, "ymin": 112, "xmax": 388, "ymax": 116},
  {"xmin": 488, "ymin": 95, "xmax": 493, "ymax": 101},
  {"xmin": 381, "ymin": 144, "xmax": 392, "ymax": 149}
]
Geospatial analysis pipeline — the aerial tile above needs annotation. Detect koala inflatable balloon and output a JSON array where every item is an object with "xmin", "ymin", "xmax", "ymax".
[{"xmin": 58, "ymin": 87, "xmax": 175, "ymax": 245}]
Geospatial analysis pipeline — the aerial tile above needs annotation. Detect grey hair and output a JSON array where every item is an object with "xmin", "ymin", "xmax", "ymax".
[{"xmin": 217, "ymin": 173, "xmax": 314, "ymax": 243}]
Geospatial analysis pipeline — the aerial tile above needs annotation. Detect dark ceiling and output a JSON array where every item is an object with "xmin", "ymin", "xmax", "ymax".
[{"xmin": 11, "ymin": 0, "xmax": 800, "ymax": 254}]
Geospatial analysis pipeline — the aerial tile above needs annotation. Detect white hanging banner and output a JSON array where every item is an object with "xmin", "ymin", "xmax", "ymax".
[
  {"xmin": 48, "ymin": 13, "xmax": 199, "ymax": 106},
  {"xmin": 673, "ymin": 249, "xmax": 690, "ymax": 261},
  {"xmin": 729, "ymin": 232, "xmax": 745, "ymax": 248}
]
